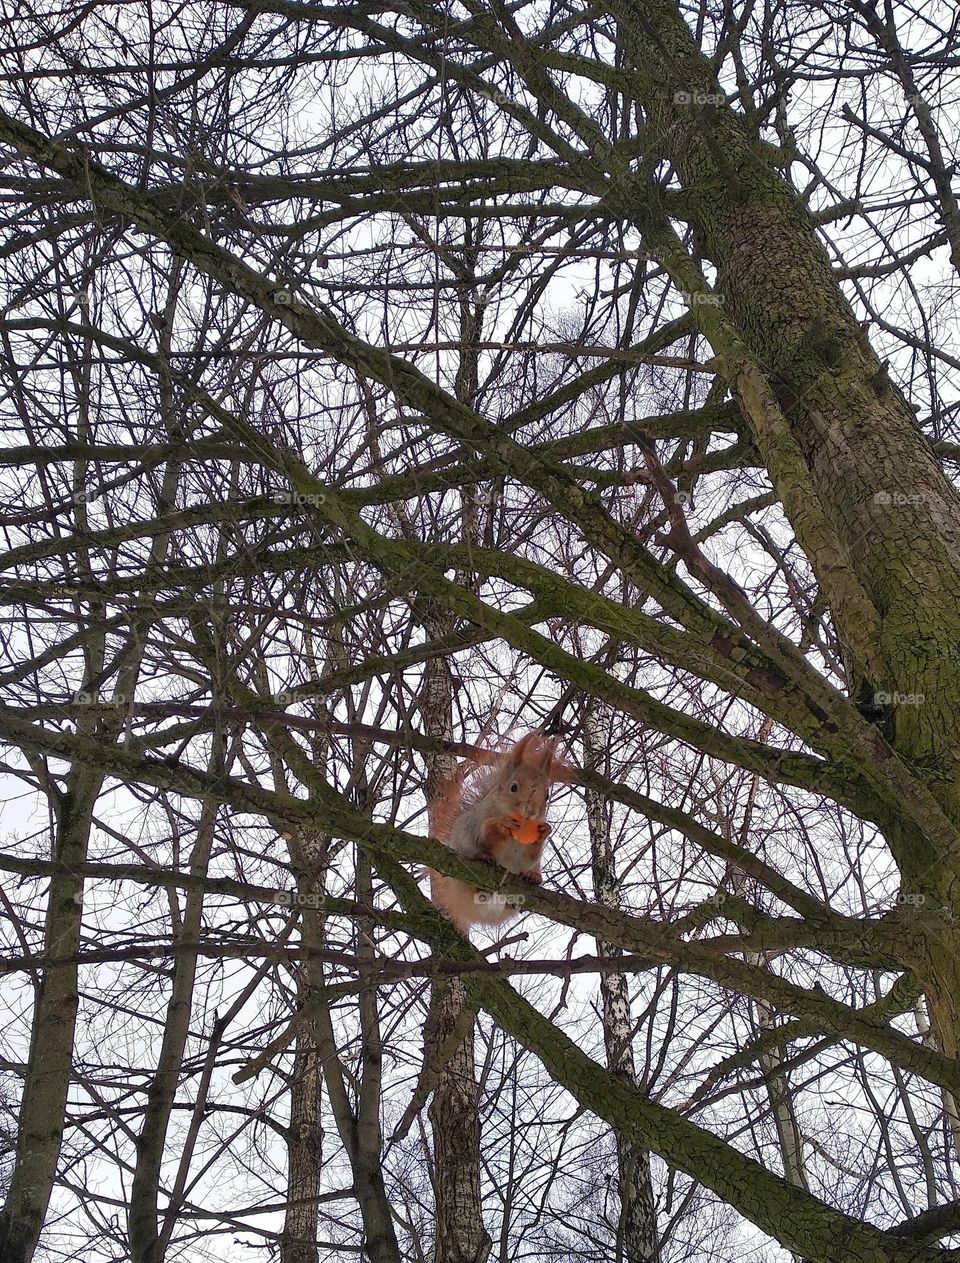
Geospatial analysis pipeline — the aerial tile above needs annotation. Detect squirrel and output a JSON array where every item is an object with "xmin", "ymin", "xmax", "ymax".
[{"xmin": 428, "ymin": 729, "xmax": 569, "ymax": 933}]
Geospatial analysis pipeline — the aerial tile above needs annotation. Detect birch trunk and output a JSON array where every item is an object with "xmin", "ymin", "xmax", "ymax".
[{"xmin": 583, "ymin": 707, "xmax": 660, "ymax": 1263}]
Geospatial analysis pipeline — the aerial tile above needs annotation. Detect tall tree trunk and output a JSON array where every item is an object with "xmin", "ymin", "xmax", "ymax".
[
  {"xmin": 0, "ymin": 768, "xmax": 99, "ymax": 1263},
  {"xmin": 276, "ymin": 809, "xmax": 333, "ymax": 1263},
  {"xmin": 426, "ymin": 976, "xmax": 491, "ymax": 1263},
  {"xmin": 267, "ymin": 644, "xmax": 329, "ymax": 1263},
  {"xmin": 421, "ymin": 613, "xmax": 492, "ymax": 1263},
  {"xmin": 583, "ymin": 706, "xmax": 660, "ymax": 1263},
  {"xmin": 419, "ymin": 246, "xmax": 491, "ymax": 1263},
  {"xmin": 609, "ymin": 0, "xmax": 960, "ymax": 1050},
  {"xmin": 128, "ymin": 789, "xmax": 221, "ymax": 1263},
  {"xmin": 280, "ymin": 1035, "xmax": 324, "ymax": 1263},
  {"xmin": 354, "ymin": 841, "xmax": 404, "ymax": 1263}
]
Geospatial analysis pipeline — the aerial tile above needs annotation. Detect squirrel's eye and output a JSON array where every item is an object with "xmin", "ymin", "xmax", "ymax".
[{"xmin": 510, "ymin": 782, "xmax": 518, "ymax": 793}]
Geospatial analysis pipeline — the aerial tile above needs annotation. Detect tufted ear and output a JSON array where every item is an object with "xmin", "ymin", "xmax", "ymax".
[
  {"xmin": 502, "ymin": 728, "xmax": 578, "ymax": 786},
  {"xmin": 537, "ymin": 733, "xmax": 558, "ymax": 773},
  {"xmin": 546, "ymin": 742, "xmax": 577, "ymax": 785},
  {"xmin": 506, "ymin": 729, "xmax": 544, "ymax": 768},
  {"xmin": 548, "ymin": 747, "xmax": 578, "ymax": 778}
]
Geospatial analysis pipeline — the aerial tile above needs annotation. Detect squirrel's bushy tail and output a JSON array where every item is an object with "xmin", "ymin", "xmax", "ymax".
[
  {"xmin": 429, "ymin": 872, "xmax": 514, "ymax": 931},
  {"xmin": 427, "ymin": 750, "xmax": 486, "ymax": 931},
  {"xmin": 428, "ymin": 744, "xmax": 509, "ymax": 932},
  {"xmin": 428, "ymin": 760, "xmax": 468, "ymax": 843}
]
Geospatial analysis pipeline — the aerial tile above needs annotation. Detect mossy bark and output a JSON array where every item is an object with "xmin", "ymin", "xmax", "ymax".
[{"xmin": 607, "ymin": 0, "xmax": 960, "ymax": 1049}]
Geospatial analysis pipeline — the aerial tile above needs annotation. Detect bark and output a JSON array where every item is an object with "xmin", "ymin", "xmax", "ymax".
[
  {"xmin": 583, "ymin": 707, "xmax": 660, "ymax": 1263},
  {"xmin": 421, "ymin": 266, "xmax": 492, "ymax": 1263},
  {"xmin": 426, "ymin": 976, "xmax": 491, "ymax": 1263},
  {"xmin": 0, "ymin": 769, "xmax": 99, "ymax": 1263},
  {"xmin": 354, "ymin": 847, "xmax": 404, "ymax": 1263},
  {"xmin": 267, "ymin": 645, "xmax": 330, "ymax": 1263},
  {"xmin": 606, "ymin": 0, "xmax": 960, "ymax": 1050},
  {"xmin": 611, "ymin": 0, "xmax": 960, "ymax": 792},
  {"xmin": 420, "ymin": 608, "xmax": 491, "ymax": 1263},
  {"xmin": 753, "ymin": 996, "xmax": 808, "ymax": 1193},
  {"xmin": 281, "ymin": 1035, "xmax": 324, "ymax": 1263},
  {"xmin": 308, "ymin": 945, "xmax": 402, "ymax": 1261},
  {"xmin": 275, "ymin": 826, "xmax": 329, "ymax": 1263}
]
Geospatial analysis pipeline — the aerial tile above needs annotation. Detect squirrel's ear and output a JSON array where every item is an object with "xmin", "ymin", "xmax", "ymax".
[
  {"xmin": 548, "ymin": 754, "xmax": 577, "ymax": 783},
  {"xmin": 537, "ymin": 734, "xmax": 557, "ymax": 772},
  {"xmin": 545, "ymin": 737, "xmax": 577, "ymax": 783},
  {"xmin": 507, "ymin": 730, "xmax": 541, "ymax": 767}
]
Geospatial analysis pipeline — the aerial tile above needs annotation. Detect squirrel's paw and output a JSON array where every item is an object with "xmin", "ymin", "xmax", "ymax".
[{"xmin": 482, "ymin": 815, "xmax": 518, "ymax": 845}]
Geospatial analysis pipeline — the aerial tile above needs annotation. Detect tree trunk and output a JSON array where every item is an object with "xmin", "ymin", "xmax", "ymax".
[
  {"xmin": 420, "ymin": 618, "xmax": 492, "ymax": 1263},
  {"xmin": 0, "ymin": 770, "xmax": 98, "ymax": 1263},
  {"xmin": 610, "ymin": 0, "xmax": 960, "ymax": 1049},
  {"xmin": 280, "ymin": 1036, "xmax": 324, "ymax": 1263},
  {"xmin": 423, "ymin": 266, "xmax": 492, "ymax": 1263},
  {"xmin": 421, "ymin": 631, "xmax": 495, "ymax": 1263},
  {"xmin": 427, "ymin": 975, "xmax": 492, "ymax": 1263},
  {"xmin": 583, "ymin": 706, "xmax": 660, "ymax": 1263}
]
